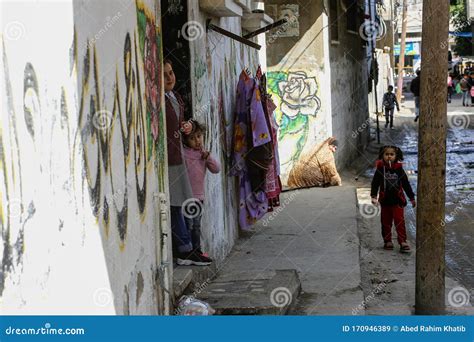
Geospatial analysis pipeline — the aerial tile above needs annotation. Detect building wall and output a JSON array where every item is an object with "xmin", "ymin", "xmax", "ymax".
[
  {"xmin": 264, "ymin": 0, "xmax": 369, "ymax": 183},
  {"xmin": 0, "ymin": 0, "xmax": 170, "ymax": 314},
  {"xmin": 265, "ymin": 0, "xmax": 333, "ymax": 185},
  {"xmin": 329, "ymin": 1, "xmax": 370, "ymax": 168},
  {"xmin": 187, "ymin": 1, "xmax": 261, "ymax": 260}
]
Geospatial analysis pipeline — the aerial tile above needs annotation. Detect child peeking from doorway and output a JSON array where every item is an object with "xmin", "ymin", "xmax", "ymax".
[
  {"xmin": 370, "ymin": 145, "xmax": 416, "ymax": 253},
  {"xmin": 181, "ymin": 120, "xmax": 220, "ymax": 264}
]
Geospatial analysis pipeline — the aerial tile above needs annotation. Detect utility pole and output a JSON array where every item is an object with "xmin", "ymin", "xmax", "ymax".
[
  {"xmin": 415, "ymin": 0, "xmax": 449, "ymax": 315},
  {"xmin": 395, "ymin": 0, "xmax": 407, "ymax": 104}
]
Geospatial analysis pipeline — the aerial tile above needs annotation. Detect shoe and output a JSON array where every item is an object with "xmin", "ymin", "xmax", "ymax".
[
  {"xmin": 390, "ymin": 126, "xmax": 395, "ymax": 130},
  {"xmin": 384, "ymin": 241, "xmax": 394, "ymax": 250},
  {"xmin": 177, "ymin": 251, "xmax": 212, "ymax": 266},
  {"xmin": 414, "ymin": 116, "xmax": 418, "ymax": 122},
  {"xmin": 400, "ymin": 242, "xmax": 411, "ymax": 253},
  {"xmin": 385, "ymin": 123, "xmax": 389, "ymax": 128},
  {"xmin": 196, "ymin": 248, "xmax": 212, "ymax": 261}
]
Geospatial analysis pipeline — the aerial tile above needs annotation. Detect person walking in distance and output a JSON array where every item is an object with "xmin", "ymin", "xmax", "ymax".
[
  {"xmin": 460, "ymin": 73, "xmax": 471, "ymax": 107},
  {"xmin": 371, "ymin": 145, "xmax": 416, "ymax": 253},
  {"xmin": 382, "ymin": 85, "xmax": 400, "ymax": 129},
  {"xmin": 410, "ymin": 69, "xmax": 421, "ymax": 122},
  {"xmin": 469, "ymin": 72, "xmax": 474, "ymax": 106},
  {"xmin": 447, "ymin": 73, "xmax": 454, "ymax": 103}
]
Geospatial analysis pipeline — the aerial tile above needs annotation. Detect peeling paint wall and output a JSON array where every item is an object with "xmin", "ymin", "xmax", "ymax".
[
  {"xmin": 0, "ymin": 0, "xmax": 169, "ymax": 314},
  {"xmin": 187, "ymin": 1, "xmax": 260, "ymax": 260}
]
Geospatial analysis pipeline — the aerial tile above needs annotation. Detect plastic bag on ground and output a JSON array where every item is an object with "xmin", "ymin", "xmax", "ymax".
[{"xmin": 176, "ymin": 296, "xmax": 216, "ymax": 316}]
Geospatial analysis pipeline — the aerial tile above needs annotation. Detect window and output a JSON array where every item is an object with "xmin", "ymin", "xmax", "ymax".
[{"xmin": 330, "ymin": 0, "xmax": 339, "ymax": 42}]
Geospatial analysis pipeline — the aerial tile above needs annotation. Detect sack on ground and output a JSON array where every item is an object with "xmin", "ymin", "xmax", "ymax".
[{"xmin": 287, "ymin": 137, "xmax": 342, "ymax": 188}]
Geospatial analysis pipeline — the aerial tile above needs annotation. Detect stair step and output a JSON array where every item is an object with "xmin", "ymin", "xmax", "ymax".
[
  {"xmin": 173, "ymin": 262, "xmax": 218, "ymax": 301},
  {"xmin": 172, "ymin": 268, "xmax": 193, "ymax": 299},
  {"xmin": 195, "ymin": 269, "xmax": 301, "ymax": 315}
]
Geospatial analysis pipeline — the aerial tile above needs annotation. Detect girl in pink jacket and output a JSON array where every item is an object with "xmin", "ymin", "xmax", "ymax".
[{"xmin": 182, "ymin": 120, "xmax": 220, "ymax": 262}]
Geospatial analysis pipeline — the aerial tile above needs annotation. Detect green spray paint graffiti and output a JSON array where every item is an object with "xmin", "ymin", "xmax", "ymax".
[{"xmin": 267, "ymin": 71, "xmax": 321, "ymax": 166}]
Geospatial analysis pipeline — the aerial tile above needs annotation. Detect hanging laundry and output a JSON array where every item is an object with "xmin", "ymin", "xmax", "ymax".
[
  {"xmin": 232, "ymin": 70, "xmax": 272, "ymax": 229},
  {"xmin": 259, "ymin": 72, "xmax": 282, "ymax": 210}
]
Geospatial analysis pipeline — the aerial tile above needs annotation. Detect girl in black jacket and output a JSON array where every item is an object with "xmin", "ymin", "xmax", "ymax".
[{"xmin": 371, "ymin": 146, "xmax": 416, "ymax": 252}]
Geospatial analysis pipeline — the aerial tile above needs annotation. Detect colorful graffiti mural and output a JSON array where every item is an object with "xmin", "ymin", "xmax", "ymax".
[
  {"xmin": 0, "ymin": 0, "xmax": 166, "ymax": 313},
  {"xmin": 267, "ymin": 71, "xmax": 321, "ymax": 168}
]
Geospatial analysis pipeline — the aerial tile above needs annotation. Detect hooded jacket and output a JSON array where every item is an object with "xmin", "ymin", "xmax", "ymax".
[{"xmin": 370, "ymin": 160, "xmax": 415, "ymax": 206}]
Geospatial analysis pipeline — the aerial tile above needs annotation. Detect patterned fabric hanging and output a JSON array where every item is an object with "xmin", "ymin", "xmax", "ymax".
[
  {"xmin": 231, "ymin": 70, "xmax": 272, "ymax": 229},
  {"xmin": 260, "ymin": 73, "xmax": 282, "ymax": 210}
]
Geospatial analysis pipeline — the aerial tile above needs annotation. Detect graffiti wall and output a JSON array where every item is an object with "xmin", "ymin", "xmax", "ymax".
[
  {"xmin": 0, "ymin": 0, "xmax": 170, "ymax": 314},
  {"xmin": 187, "ymin": 2, "xmax": 260, "ymax": 260},
  {"xmin": 266, "ymin": 69, "xmax": 329, "ymax": 184},
  {"xmin": 265, "ymin": 1, "xmax": 332, "ymax": 186},
  {"xmin": 266, "ymin": 0, "xmax": 369, "ymax": 185}
]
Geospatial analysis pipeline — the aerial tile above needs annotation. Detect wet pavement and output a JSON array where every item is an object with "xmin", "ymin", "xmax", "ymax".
[{"xmin": 363, "ymin": 94, "xmax": 474, "ymax": 291}]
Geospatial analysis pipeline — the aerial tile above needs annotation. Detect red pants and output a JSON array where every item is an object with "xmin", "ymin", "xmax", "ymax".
[{"xmin": 381, "ymin": 205, "xmax": 407, "ymax": 244}]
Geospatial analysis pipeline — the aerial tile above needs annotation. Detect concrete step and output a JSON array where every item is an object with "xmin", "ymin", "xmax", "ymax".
[
  {"xmin": 195, "ymin": 269, "xmax": 301, "ymax": 315},
  {"xmin": 172, "ymin": 262, "xmax": 218, "ymax": 301},
  {"xmin": 172, "ymin": 268, "xmax": 193, "ymax": 299}
]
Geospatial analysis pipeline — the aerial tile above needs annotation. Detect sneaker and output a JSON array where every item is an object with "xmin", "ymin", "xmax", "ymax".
[
  {"xmin": 177, "ymin": 251, "xmax": 212, "ymax": 266},
  {"xmin": 385, "ymin": 123, "xmax": 389, "ymax": 128},
  {"xmin": 390, "ymin": 126, "xmax": 395, "ymax": 130},
  {"xmin": 414, "ymin": 116, "xmax": 419, "ymax": 122},
  {"xmin": 196, "ymin": 248, "xmax": 211, "ymax": 259}
]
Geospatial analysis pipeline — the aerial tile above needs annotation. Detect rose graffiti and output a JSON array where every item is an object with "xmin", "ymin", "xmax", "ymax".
[{"xmin": 277, "ymin": 71, "xmax": 321, "ymax": 118}]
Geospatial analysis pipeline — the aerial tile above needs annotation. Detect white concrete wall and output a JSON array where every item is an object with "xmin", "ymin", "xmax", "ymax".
[
  {"xmin": 188, "ymin": 1, "xmax": 260, "ymax": 259},
  {"xmin": 0, "ymin": 0, "xmax": 170, "ymax": 314}
]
